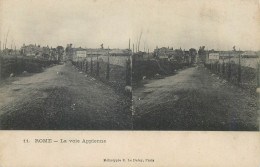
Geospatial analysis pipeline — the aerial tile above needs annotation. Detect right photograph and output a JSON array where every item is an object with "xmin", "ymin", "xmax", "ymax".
[
  {"xmin": 132, "ymin": 47, "xmax": 259, "ymax": 131},
  {"xmin": 130, "ymin": 0, "xmax": 259, "ymax": 131}
]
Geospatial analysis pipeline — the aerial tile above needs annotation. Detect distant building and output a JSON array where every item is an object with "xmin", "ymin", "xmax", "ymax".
[
  {"xmin": 71, "ymin": 47, "xmax": 131, "ymax": 61},
  {"xmin": 109, "ymin": 49, "xmax": 131, "ymax": 56},
  {"xmin": 21, "ymin": 44, "xmax": 43, "ymax": 57},
  {"xmin": 42, "ymin": 46, "xmax": 51, "ymax": 58},
  {"xmin": 241, "ymin": 51, "xmax": 259, "ymax": 58},
  {"xmin": 154, "ymin": 47, "xmax": 175, "ymax": 60},
  {"xmin": 208, "ymin": 52, "xmax": 220, "ymax": 63},
  {"xmin": 132, "ymin": 52, "xmax": 146, "ymax": 61},
  {"xmin": 217, "ymin": 51, "xmax": 243, "ymax": 60},
  {"xmin": 20, "ymin": 44, "xmax": 59, "ymax": 60}
]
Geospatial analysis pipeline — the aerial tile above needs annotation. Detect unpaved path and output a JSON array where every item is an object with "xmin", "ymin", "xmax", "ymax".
[
  {"xmin": 0, "ymin": 62, "xmax": 131, "ymax": 130},
  {"xmin": 133, "ymin": 64, "xmax": 259, "ymax": 130}
]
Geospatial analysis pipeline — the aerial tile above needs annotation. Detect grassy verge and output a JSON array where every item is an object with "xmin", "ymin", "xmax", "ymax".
[{"xmin": 0, "ymin": 55, "xmax": 58, "ymax": 78}]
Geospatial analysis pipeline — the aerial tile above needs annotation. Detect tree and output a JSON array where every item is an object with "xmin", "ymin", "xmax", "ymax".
[
  {"xmin": 189, "ymin": 48, "xmax": 197, "ymax": 64},
  {"xmin": 56, "ymin": 46, "xmax": 64, "ymax": 61},
  {"xmin": 198, "ymin": 46, "xmax": 206, "ymax": 62},
  {"xmin": 189, "ymin": 48, "xmax": 197, "ymax": 55},
  {"xmin": 174, "ymin": 49, "xmax": 184, "ymax": 62}
]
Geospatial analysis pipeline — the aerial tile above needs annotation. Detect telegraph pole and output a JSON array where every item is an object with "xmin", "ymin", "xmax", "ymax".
[
  {"xmin": 106, "ymin": 51, "xmax": 110, "ymax": 80},
  {"xmin": 96, "ymin": 54, "xmax": 99, "ymax": 76},
  {"xmin": 129, "ymin": 39, "xmax": 130, "ymax": 50},
  {"xmin": 238, "ymin": 48, "xmax": 241, "ymax": 84}
]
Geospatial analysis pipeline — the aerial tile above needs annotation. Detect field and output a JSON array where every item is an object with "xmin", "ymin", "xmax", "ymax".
[
  {"xmin": 0, "ymin": 55, "xmax": 58, "ymax": 79},
  {"xmin": 132, "ymin": 58, "xmax": 192, "ymax": 87}
]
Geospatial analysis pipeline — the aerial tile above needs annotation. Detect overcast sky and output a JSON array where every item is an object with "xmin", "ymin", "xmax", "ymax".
[{"xmin": 0, "ymin": 0, "xmax": 259, "ymax": 51}]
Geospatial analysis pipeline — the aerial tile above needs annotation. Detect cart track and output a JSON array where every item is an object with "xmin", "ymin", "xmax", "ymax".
[
  {"xmin": 133, "ymin": 64, "xmax": 258, "ymax": 130},
  {"xmin": 0, "ymin": 62, "xmax": 132, "ymax": 130}
]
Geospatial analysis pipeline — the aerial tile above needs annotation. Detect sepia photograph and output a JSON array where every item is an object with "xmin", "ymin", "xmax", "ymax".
[
  {"xmin": 0, "ymin": 0, "xmax": 133, "ymax": 130},
  {"xmin": 0, "ymin": 0, "xmax": 259, "ymax": 131},
  {"xmin": 130, "ymin": 0, "xmax": 260, "ymax": 131},
  {"xmin": 0, "ymin": 0, "xmax": 259, "ymax": 166}
]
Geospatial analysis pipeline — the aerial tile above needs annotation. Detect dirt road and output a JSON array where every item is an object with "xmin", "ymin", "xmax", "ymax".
[
  {"xmin": 133, "ymin": 64, "xmax": 259, "ymax": 130},
  {"xmin": 0, "ymin": 62, "xmax": 132, "ymax": 130}
]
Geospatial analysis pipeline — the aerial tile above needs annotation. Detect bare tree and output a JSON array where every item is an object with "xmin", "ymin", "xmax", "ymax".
[
  {"xmin": 137, "ymin": 30, "xmax": 143, "ymax": 52},
  {"xmin": 4, "ymin": 28, "xmax": 10, "ymax": 49}
]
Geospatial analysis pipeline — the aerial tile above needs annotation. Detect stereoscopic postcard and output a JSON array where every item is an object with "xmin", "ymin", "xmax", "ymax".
[{"xmin": 0, "ymin": 0, "xmax": 259, "ymax": 166}]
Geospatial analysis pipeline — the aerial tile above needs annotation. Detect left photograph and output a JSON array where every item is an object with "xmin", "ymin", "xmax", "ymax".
[
  {"xmin": 0, "ymin": 45, "xmax": 132, "ymax": 130},
  {"xmin": 0, "ymin": 0, "xmax": 134, "ymax": 130}
]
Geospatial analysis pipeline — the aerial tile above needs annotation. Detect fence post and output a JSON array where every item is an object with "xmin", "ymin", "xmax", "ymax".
[
  {"xmin": 85, "ymin": 60, "xmax": 88, "ymax": 73},
  {"xmin": 0, "ymin": 56, "xmax": 3, "ymax": 78},
  {"xmin": 13, "ymin": 56, "xmax": 17, "ymax": 74},
  {"xmin": 237, "ymin": 53, "xmax": 241, "ymax": 84},
  {"xmin": 96, "ymin": 56, "xmax": 99, "ymax": 77},
  {"xmin": 215, "ymin": 63, "xmax": 217, "ymax": 73},
  {"xmin": 22, "ymin": 57, "xmax": 25, "ymax": 72},
  {"xmin": 222, "ymin": 59, "xmax": 225, "ymax": 76},
  {"xmin": 215, "ymin": 63, "xmax": 217, "ymax": 74},
  {"xmin": 228, "ymin": 63, "xmax": 231, "ymax": 81},
  {"xmin": 126, "ymin": 58, "xmax": 131, "ymax": 86},
  {"xmin": 90, "ymin": 57, "xmax": 93, "ymax": 75},
  {"xmin": 81, "ymin": 61, "xmax": 83, "ymax": 71},
  {"xmin": 79, "ymin": 61, "xmax": 81, "ymax": 70},
  {"xmin": 106, "ymin": 55, "xmax": 110, "ymax": 80},
  {"xmin": 257, "ymin": 63, "xmax": 260, "ymax": 88}
]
